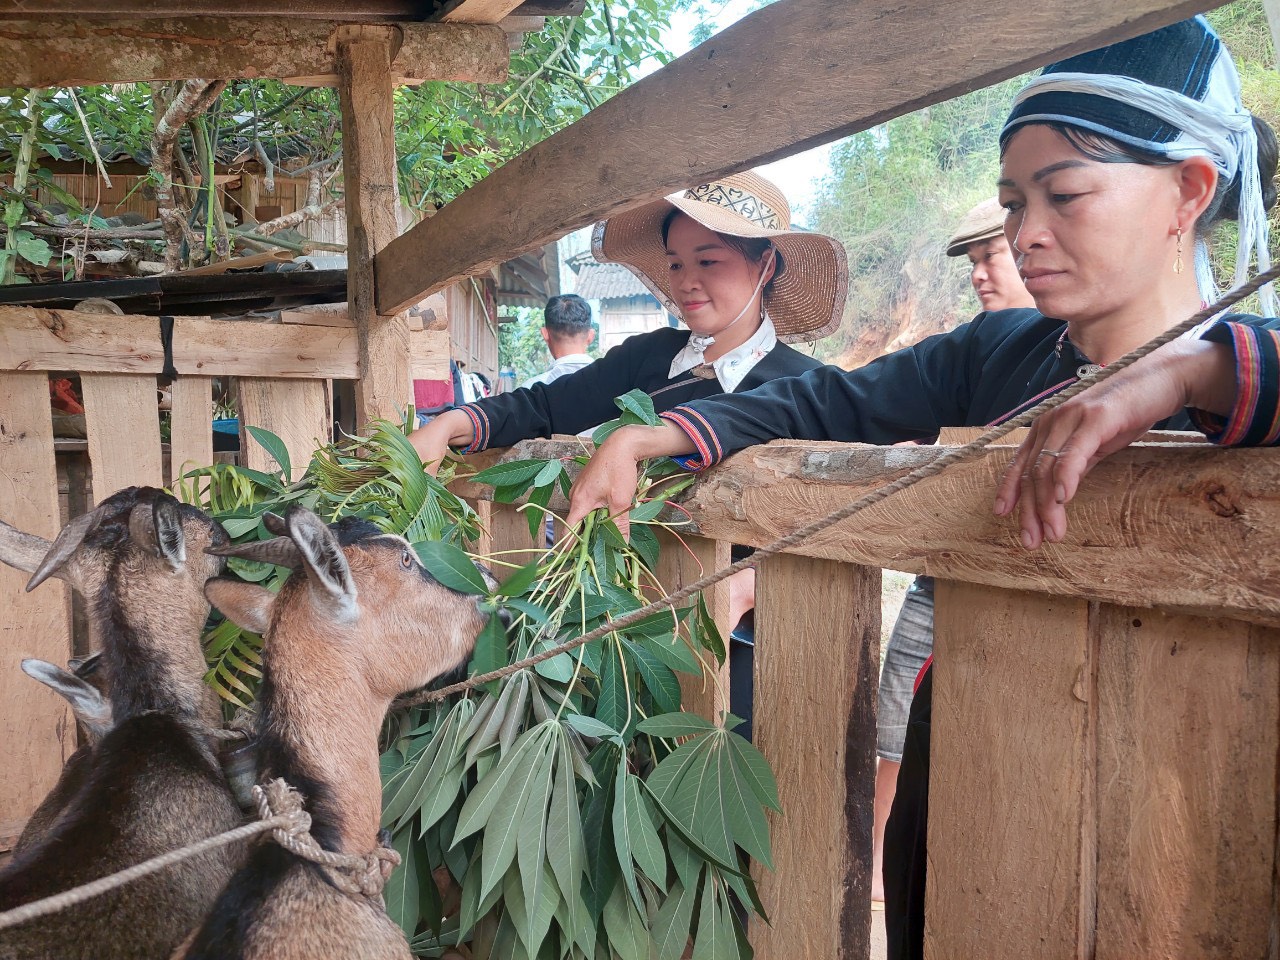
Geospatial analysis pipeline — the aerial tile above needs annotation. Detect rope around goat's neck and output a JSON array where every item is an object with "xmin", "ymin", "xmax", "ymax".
[
  {"xmin": 0, "ymin": 779, "xmax": 398, "ymax": 932},
  {"xmin": 397, "ymin": 264, "xmax": 1280, "ymax": 710}
]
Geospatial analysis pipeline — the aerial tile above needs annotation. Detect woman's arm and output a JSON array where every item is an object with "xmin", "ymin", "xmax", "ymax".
[{"xmin": 566, "ymin": 421, "xmax": 696, "ymax": 534}]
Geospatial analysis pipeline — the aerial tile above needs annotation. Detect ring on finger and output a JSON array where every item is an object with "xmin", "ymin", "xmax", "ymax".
[{"xmin": 1037, "ymin": 449, "xmax": 1065, "ymax": 458}]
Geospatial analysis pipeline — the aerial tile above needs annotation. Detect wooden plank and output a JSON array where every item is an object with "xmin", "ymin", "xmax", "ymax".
[
  {"xmin": 0, "ymin": 0, "xmax": 577, "ymax": 17},
  {"xmin": 0, "ymin": 307, "xmax": 445, "ymax": 380},
  {"xmin": 752, "ymin": 554, "xmax": 878, "ymax": 960},
  {"xmin": 375, "ymin": 0, "xmax": 1228, "ymax": 312},
  {"xmin": 0, "ymin": 18, "xmax": 509, "ymax": 87},
  {"xmin": 452, "ymin": 438, "xmax": 1280, "ymax": 628},
  {"xmin": 237, "ymin": 378, "xmax": 330, "ymax": 483},
  {"xmin": 1093, "ymin": 606, "xmax": 1279, "ymax": 960},
  {"xmin": 168, "ymin": 376, "xmax": 214, "ymax": 486},
  {"xmin": 654, "ymin": 530, "xmax": 731, "ymax": 724},
  {"xmin": 281, "ymin": 302, "xmax": 428, "ymax": 331},
  {"xmin": 81, "ymin": 373, "xmax": 164, "ymax": 504},
  {"xmin": 440, "ymin": 0, "xmax": 526, "ymax": 23},
  {"xmin": 0, "ymin": 372, "xmax": 74, "ymax": 852},
  {"xmin": 926, "ymin": 582, "xmax": 1094, "ymax": 959},
  {"xmin": 336, "ymin": 26, "xmax": 413, "ymax": 429}
]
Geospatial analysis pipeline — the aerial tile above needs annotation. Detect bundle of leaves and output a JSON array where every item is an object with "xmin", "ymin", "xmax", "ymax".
[{"xmin": 178, "ymin": 396, "xmax": 779, "ymax": 960}]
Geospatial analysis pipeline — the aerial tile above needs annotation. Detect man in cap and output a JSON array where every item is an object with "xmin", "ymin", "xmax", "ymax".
[{"xmin": 946, "ymin": 197, "xmax": 1035, "ymax": 312}]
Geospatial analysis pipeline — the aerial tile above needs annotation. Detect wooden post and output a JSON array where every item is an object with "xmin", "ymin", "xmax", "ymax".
[
  {"xmin": 654, "ymin": 530, "xmax": 731, "ymax": 723},
  {"xmin": 168, "ymin": 376, "xmax": 214, "ymax": 487},
  {"xmin": 335, "ymin": 25, "xmax": 412, "ymax": 430},
  {"xmin": 0, "ymin": 371, "xmax": 72, "ymax": 850},
  {"xmin": 927, "ymin": 582, "xmax": 1095, "ymax": 960},
  {"xmin": 80, "ymin": 373, "xmax": 164, "ymax": 504},
  {"xmin": 751, "ymin": 554, "xmax": 879, "ymax": 960},
  {"xmin": 237, "ymin": 378, "xmax": 331, "ymax": 483},
  {"xmin": 233, "ymin": 171, "xmax": 260, "ymax": 226}
]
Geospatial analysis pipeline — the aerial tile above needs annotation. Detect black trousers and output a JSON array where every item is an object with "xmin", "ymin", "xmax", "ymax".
[{"xmin": 883, "ymin": 663, "xmax": 931, "ymax": 960}]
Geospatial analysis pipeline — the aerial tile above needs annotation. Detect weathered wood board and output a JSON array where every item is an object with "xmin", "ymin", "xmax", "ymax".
[
  {"xmin": 237, "ymin": 378, "xmax": 331, "ymax": 483},
  {"xmin": 81, "ymin": 373, "xmax": 165, "ymax": 504},
  {"xmin": 752, "ymin": 554, "xmax": 879, "ymax": 960},
  {"xmin": 654, "ymin": 529, "xmax": 731, "ymax": 724},
  {"xmin": 168, "ymin": 376, "xmax": 215, "ymax": 487},
  {"xmin": 0, "ymin": 371, "xmax": 73, "ymax": 850},
  {"xmin": 0, "ymin": 307, "xmax": 447, "ymax": 381}
]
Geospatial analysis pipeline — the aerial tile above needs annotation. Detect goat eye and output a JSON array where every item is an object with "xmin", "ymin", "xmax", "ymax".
[{"xmin": 401, "ymin": 550, "xmax": 414, "ymax": 569}]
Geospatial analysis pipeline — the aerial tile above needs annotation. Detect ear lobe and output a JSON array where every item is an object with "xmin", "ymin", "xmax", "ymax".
[
  {"xmin": 205, "ymin": 576, "xmax": 275, "ymax": 635},
  {"xmin": 286, "ymin": 508, "xmax": 357, "ymax": 613},
  {"xmin": 152, "ymin": 497, "xmax": 187, "ymax": 569}
]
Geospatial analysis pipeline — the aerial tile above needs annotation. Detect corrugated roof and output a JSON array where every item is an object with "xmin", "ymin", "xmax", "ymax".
[{"xmin": 572, "ymin": 258, "xmax": 652, "ymax": 302}]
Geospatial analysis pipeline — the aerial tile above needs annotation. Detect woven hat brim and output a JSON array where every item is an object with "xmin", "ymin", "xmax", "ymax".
[{"xmin": 592, "ymin": 196, "xmax": 847, "ymax": 343}]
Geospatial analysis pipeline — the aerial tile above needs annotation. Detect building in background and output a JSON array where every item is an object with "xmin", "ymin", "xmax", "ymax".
[{"xmin": 567, "ymin": 250, "xmax": 674, "ymax": 352}]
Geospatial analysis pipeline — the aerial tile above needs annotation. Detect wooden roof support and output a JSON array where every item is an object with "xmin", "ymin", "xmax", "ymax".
[
  {"xmin": 375, "ymin": 0, "xmax": 1228, "ymax": 314},
  {"xmin": 0, "ymin": 0, "xmax": 578, "ymax": 18},
  {"xmin": 438, "ymin": 0, "xmax": 527, "ymax": 24},
  {"xmin": 0, "ymin": 18, "xmax": 509, "ymax": 87},
  {"xmin": 335, "ymin": 26, "xmax": 413, "ymax": 428}
]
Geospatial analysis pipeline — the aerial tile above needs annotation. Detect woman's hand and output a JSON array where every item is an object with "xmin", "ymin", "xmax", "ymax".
[
  {"xmin": 567, "ymin": 422, "xmax": 697, "ymax": 537},
  {"xmin": 993, "ymin": 339, "xmax": 1236, "ymax": 549},
  {"xmin": 408, "ymin": 409, "xmax": 475, "ymax": 477}
]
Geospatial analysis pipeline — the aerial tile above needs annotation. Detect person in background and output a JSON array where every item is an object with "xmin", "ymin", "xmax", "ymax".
[
  {"xmin": 523, "ymin": 293, "xmax": 598, "ymax": 387},
  {"xmin": 871, "ymin": 196, "xmax": 1037, "ymax": 901}
]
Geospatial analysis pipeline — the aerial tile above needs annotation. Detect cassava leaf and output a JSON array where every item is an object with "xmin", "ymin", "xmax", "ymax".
[
  {"xmin": 652, "ymin": 877, "xmax": 699, "ymax": 960},
  {"xmin": 470, "ymin": 458, "xmax": 548, "ymax": 490},
  {"xmin": 245, "ymin": 425, "xmax": 291, "ymax": 480},
  {"xmin": 414, "ymin": 540, "xmax": 490, "ymax": 594},
  {"xmin": 637, "ymin": 712, "xmax": 717, "ymax": 739}
]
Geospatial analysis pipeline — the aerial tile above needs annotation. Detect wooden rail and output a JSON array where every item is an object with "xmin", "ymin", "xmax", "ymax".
[{"xmin": 458, "ymin": 435, "xmax": 1280, "ymax": 960}]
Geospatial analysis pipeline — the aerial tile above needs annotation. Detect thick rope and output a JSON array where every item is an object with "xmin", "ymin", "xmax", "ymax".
[
  {"xmin": 398, "ymin": 264, "xmax": 1280, "ymax": 709},
  {"xmin": 0, "ymin": 779, "xmax": 397, "ymax": 932}
]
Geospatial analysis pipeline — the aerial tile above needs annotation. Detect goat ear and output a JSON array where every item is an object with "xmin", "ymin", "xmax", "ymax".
[
  {"xmin": 208, "ymin": 537, "xmax": 303, "ymax": 569},
  {"xmin": 152, "ymin": 497, "xmax": 187, "ymax": 568},
  {"xmin": 21, "ymin": 659, "xmax": 113, "ymax": 737},
  {"xmin": 286, "ymin": 508, "xmax": 357, "ymax": 612},
  {"xmin": 205, "ymin": 576, "xmax": 275, "ymax": 635},
  {"xmin": 26, "ymin": 508, "xmax": 106, "ymax": 592},
  {"xmin": 0, "ymin": 518, "xmax": 53, "ymax": 576}
]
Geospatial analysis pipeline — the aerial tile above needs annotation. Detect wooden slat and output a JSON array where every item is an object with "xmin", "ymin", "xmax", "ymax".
[
  {"xmin": 237, "ymin": 378, "xmax": 330, "ymax": 483},
  {"xmin": 1093, "ymin": 606, "xmax": 1279, "ymax": 959},
  {"xmin": 927, "ymin": 582, "xmax": 1094, "ymax": 960},
  {"xmin": 0, "ymin": 18, "xmax": 509, "ymax": 87},
  {"xmin": 0, "ymin": 371, "xmax": 73, "ymax": 852},
  {"xmin": 375, "ymin": 0, "xmax": 1228, "ymax": 312},
  {"xmin": 336, "ymin": 26, "xmax": 414, "ymax": 429},
  {"xmin": 0, "ymin": 307, "xmax": 447, "ymax": 381},
  {"xmin": 752, "ymin": 554, "xmax": 878, "ymax": 960},
  {"xmin": 440, "ymin": 0, "xmax": 526, "ymax": 22},
  {"xmin": 0, "ymin": 0, "xmax": 580, "ymax": 17},
  {"xmin": 168, "ymin": 376, "xmax": 214, "ymax": 487},
  {"xmin": 450, "ymin": 437, "xmax": 1280, "ymax": 628},
  {"xmin": 81, "ymin": 373, "xmax": 164, "ymax": 504},
  {"xmin": 654, "ymin": 530, "xmax": 731, "ymax": 723}
]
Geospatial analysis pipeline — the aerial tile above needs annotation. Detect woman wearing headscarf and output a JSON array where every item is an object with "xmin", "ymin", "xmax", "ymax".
[{"xmin": 563, "ymin": 17, "xmax": 1279, "ymax": 959}]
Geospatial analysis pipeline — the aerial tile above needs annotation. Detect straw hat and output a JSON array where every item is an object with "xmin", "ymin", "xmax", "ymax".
[
  {"xmin": 945, "ymin": 198, "xmax": 1008, "ymax": 257},
  {"xmin": 591, "ymin": 171, "xmax": 847, "ymax": 343}
]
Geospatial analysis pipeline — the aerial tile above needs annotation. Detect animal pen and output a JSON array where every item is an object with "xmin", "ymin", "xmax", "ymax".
[{"xmin": 1, "ymin": 1, "xmax": 1277, "ymax": 958}]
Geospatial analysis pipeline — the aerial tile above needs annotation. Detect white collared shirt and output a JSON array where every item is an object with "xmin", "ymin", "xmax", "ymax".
[
  {"xmin": 668, "ymin": 315, "xmax": 778, "ymax": 393},
  {"xmin": 522, "ymin": 353, "xmax": 595, "ymax": 388}
]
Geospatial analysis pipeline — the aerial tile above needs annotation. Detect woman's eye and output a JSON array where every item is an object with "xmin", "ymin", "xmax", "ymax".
[
  {"xmin": 668, "ymin": 262, "xmax": 681, "ymax": 271},
  {"xmin": 699, "ymin": 259, "xmax": 719, "ymax": 267},
  {"xmin": 1051, "ymin": 193, "xmax": 1078, "ymax": 204}
]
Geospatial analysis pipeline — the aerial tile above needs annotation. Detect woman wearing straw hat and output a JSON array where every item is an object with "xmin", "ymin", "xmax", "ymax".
[
  {"xmin": 564, "ymin": 17, "xmax": 1279, "ymax": 959},
  {"xmin": 407, "ymin": 170, "xmax": 846, "ymax": 474}
]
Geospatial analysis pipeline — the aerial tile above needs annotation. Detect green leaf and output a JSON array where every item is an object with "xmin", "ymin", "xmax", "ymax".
[
  {"xmin": 532, "ymin": 458, "xmax": 563, "ymax": 488},
  {"xmin": 594, "ymin": 643, "xmax": 630, "ymax": 736},
  {"xmin": 630, "ymin": 522, "xmax": 660, "ymax": 572},
  {"xmin": 692, "ymin": 874, "xmax": 736, "ymax": 960},
  {"xmin": 625, "ymin": 638, "xmax": 682, "ymax": 714},
  {"xmin": 615, "ymin": 388, "xmax": 660, "ymax": 426},
  {"xmin": 602, "ymin": 880, "xmax": 651, "ymax": 960},
  {"xmin": 495, "ymin": 558, "xmax": 541, "ymax": 598},
  {"xmin": 414, "ymin": 540, "xmax": 490, "ymax": 595},
  {"xmin": 628, "ymin": 498, "xmax": 666, "ymax": 523},
  {"xmin": 470, "ymin": 458, "xmax": 548, "ymax": 490},
  {"xmin": 219, "ymin": 516, "xmax": 262, "ymax": 539},
  {"xmin": 546, "ymin": 737, "xmax": 587, "ymax": 937},
  {"xmin": 515, "ymin": 749, "xmax": 557, "ymax": 957},
  {"xmin": 562, "ymin": 714, "xmax": 620, "ymax": 741},
  {"xmin": 245, "ymin": 425, "xmax": 291, "ymax": 480},
  {"xmin": 480, "ymin": 725, "xmax": 554, "ymax": 899},
  {"xmin": 636, "ymin": 713, "xmax": 717, "ymax": 739},
  {"xmin": 725, "ymin": 731, "xmax": 782, "ymax": 813},
  {"xmin": 652, "ymin": 878, "xmax": 699, "ymax": 960},
  {"xmin": 453, "ymin": 723, "xmax": 540, "ymax": 842},
  {"xmin": 624, "ymin": 772, "xmax": 668, "ymax": 891},
  {"xmin": 524, "ymin": 481, "xmax": 554, "ymax": 541},
  {"xmin": 467, "ymin": 613, "xmax": 509, "ymax": 684},
  {"xmin": 671, "ymin": 737, "xmax": 736, "ymax": 871},
  {"xmin": 382, "ymin": 826, "xmax": 420, "ymax": 937},
  {"xmin": 695, "ymin": 593, "xmax": 727, "ymax": 663},
  {"xmin": 719, "ymin": 743, "xmax": 772, "ymax": 869},
  {"xmin": 637, "ymin": 631, "xmax": 703, "ymax": 676}
]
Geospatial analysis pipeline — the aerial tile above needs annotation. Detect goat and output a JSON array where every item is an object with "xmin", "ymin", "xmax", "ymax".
[
  {"xmin": 182, "ymin": 507, "xmax": 494, "ymax": 960},
  {"xmin": 0, "ymin": 487, "xmax": 244, "ymax": 960},
  {"xmin": 11, "ymin": 655, "xmax": 112, "ymax": 854}
]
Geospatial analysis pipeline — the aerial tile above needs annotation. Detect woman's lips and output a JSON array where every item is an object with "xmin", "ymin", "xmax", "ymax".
[{"xmin": 682, "ymin": 300, "xmax": 709, "ymax": 312}]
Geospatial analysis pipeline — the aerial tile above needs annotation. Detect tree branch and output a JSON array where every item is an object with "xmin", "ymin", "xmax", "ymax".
[{"xmin": 152, "ymin": 79, "xmax": 227, "ymax": 271}]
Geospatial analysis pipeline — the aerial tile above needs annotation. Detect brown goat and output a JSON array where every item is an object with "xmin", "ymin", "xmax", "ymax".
[
  {"xmin": 182, "ymin": 508, "xmax": 493, "ymax": 960},
  {"xmin": 0, "ymin": 488, "xmax": 244, "ymax": 960},
  {"xmin": 11, "ymin": 655, "xmax": 112, "ymax": 855}
]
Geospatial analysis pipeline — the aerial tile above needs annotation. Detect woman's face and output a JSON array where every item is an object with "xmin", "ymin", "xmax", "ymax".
[
  {"xmin": 998, "ymin": 124, "xmax": 1184, "ymax": 324},
  {"xmin": 665, "ymin": 213, "xmax": 769, "ymax": 336}
]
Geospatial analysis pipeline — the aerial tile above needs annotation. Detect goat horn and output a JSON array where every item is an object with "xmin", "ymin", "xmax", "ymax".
[
  {"xmin": 208, "ymin": 537, "xmax": 303, "ymax": 570},
  {"xmin": 0, "ymin": 518, "xmax": 53, "ymax": 576}
]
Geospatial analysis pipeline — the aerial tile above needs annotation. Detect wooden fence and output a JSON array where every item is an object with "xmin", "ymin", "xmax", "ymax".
[
  {"xmin": 0, "ymin": 305, "xmax": 448, "ymax": 850},
  {"xmin": 454, "ymin": 433, "xmax": 1280, "ymax": 960}
]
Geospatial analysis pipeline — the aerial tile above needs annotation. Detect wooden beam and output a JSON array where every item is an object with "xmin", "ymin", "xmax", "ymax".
[
  {"xmin": 336, "ymin": 26, "xmax": 413, "ymax": 429},
  {"xmin": 0, "ymin": 18, "xmax": 508, "ymax": 87},
  {"xmin": 375, "ymin": 0, "xmax": 1229, "ymax": 313},
  {"xmin": 439, "ymin": 0, "xmax": 526, "ymax": 23},
  {"xmin": 449, "ymin": 437, "xmax": 1280, "ymax": 628},
  {"xmin": 0, "ymin": 0, "xmax": 581, "ymax": 16},
  {"xmin": 0, "ymin": 307, "xmax": 447, "ymax": 380},
  {"xmin": 752, "ymin": 555, "xmax": 878, "ymax": 960}
]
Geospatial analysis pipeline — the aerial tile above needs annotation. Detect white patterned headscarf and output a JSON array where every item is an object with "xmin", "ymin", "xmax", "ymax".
[{"xmin": 1001, "ymin": 16, "xmax": 1275, "ymax": 318}]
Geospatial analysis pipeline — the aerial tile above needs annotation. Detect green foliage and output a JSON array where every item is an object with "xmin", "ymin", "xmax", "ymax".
[{"xmin": 497, "ymin": 306, "xmax": 603, "ymax": 385}]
